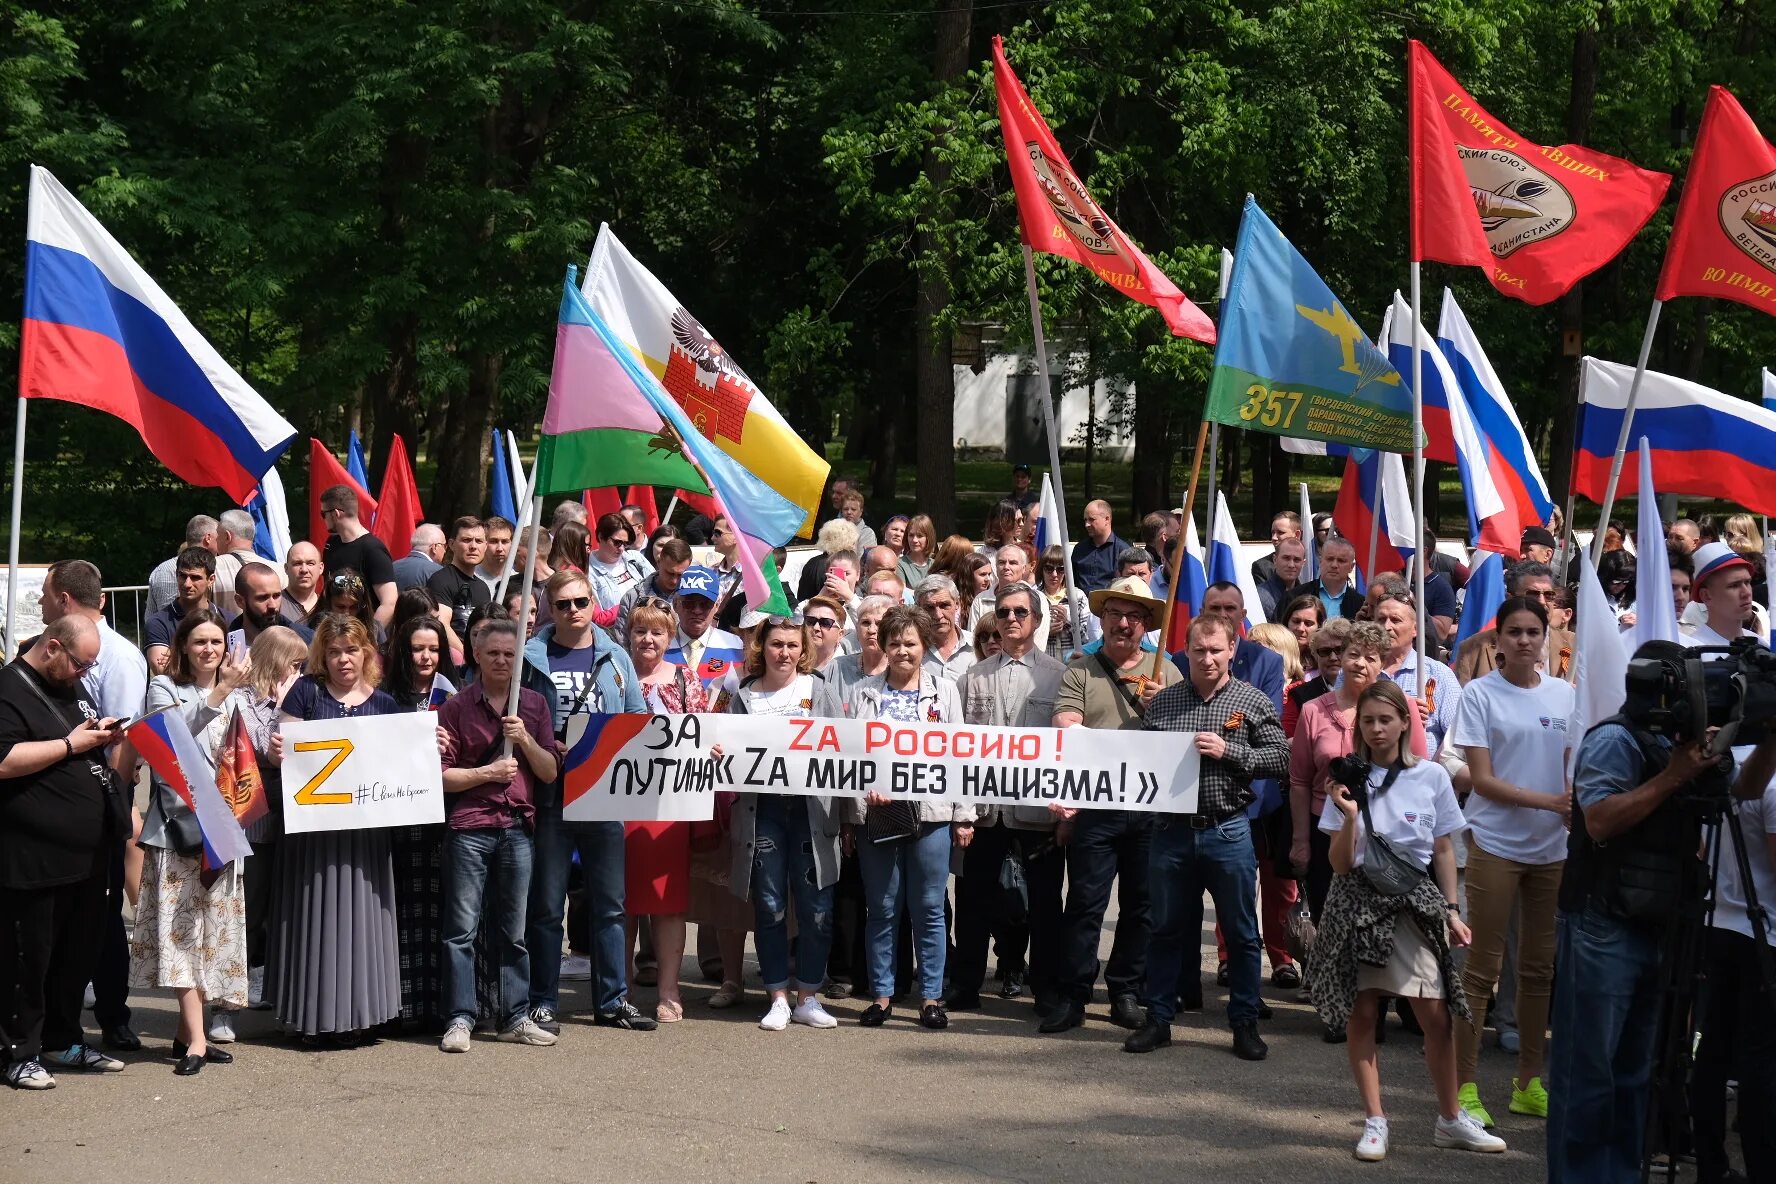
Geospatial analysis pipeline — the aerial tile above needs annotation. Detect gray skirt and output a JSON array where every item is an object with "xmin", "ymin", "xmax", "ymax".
[
  {"xmin": 267, "ymin": 829, "xmax": 402, "ymax": 1035},
  {"xmin": 1357, "ymin": 912, "xmax": 1446, "ymax": 999}
]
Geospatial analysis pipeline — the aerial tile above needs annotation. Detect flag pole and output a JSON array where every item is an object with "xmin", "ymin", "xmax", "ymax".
[
  {"xmin": 4, "ymin": 397, "xmax": 26, "ymax": 660},
  {"xmin": 1555, "ymin": 490, "xmax": 1578, "ymax": 582},
  {"xmin": 662, "ymin": 494, "xmax": 679, "ymax": 526},
  {"xmin": 1410, "ymin": 262, "xmax": 1428, "ymax": 679},
  {"xmin": 495, "ymin": 451, "xmax": 540, "ymax": 604},
  {"xmin": 1203, "ymin": 422, "xmax": 1220, "ymax": 567},
  {"xmin": 1021, "ymin": 246, "xmax": 1085, "ymax": 665},
  {"xmin": 1155, "ymin": 421, "xmax": 1211, "ymax": 677},
  {"xmin": 1366, "ymin": 483, "xmax": 1382, "ymax": 587},
  {"xmin": 502, "ymin": 493, "xmax": 546, "ymax": 756},
  {"xmin": 1589, "ymin": 299, "xmax": 1664, "ymax": 564}
]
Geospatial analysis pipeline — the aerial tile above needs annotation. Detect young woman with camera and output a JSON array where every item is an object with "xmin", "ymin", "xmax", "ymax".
[
  {"xmin": 1307, "ymin": 681, "xmax": 1503, "ymax": 1161},
  {"xmin": 1449, "ymin": 596, "xmax": 1575, "ymax": 1129}
]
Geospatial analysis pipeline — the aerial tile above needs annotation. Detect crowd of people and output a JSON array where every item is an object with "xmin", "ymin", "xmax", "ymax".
[{"xmin": 2, "ymin": 472, "xmax": 1772, "ymax": 1177}]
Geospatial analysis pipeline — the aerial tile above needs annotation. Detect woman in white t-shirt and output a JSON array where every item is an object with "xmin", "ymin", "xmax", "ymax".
[
  {"xmin": 1449, "ymin": 597, "xmax": 1574, "ymax": 1130},
  {"xmin": 1311, "ymin": 682, "xmax": 1502, "ymax": 1162}
]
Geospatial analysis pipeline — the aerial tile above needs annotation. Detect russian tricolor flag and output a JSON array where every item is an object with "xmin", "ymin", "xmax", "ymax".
[
  {"xmin": 1031, "ymin": 472, "xmax": 1060, "ymax": 555},
  {"xmin": 1574, "ymin": 358, "xmax": 1776, "ymax": 517},
  {"xmin": 1207, "ymin": 491, "xmax": 1265, "ymax": 632},
  {"xmin": 428, "ymin": 673, "xmax": 455, "ymax": 710},
  {"xmin": 126, "ymin": 708, "xmax": 252, "ymax": 873},
  {"xmin": 22, "ymin": 167, "xmax": 296, "ymax": 503},
  {"xmin": 1438, "ymin": 291, "xmax": 1555, "ymax": 534},
  {"xmin": 1333, "ymin": 449, "xmax": 1415, "ymax": 581},
  {"xmin": 1452, "ymin": 550, "xmax": 1506, "ymax": 653},
  {"xmin": 1380, "ymin": 294, "xmax": 1512, "ymax": 554},
  {"xmin": 1165, "ymin": 516, "xmax": 1210, "ymax": 651}
]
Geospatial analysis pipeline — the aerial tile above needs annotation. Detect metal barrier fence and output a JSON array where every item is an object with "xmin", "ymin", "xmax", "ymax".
[{"xmin": 102, "ymin": 584, "xmax": 152, "ymax": 649}]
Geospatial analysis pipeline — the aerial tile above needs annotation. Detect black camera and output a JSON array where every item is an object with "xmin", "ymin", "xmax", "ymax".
[
  {"xmin": 1329, "ymin": 753, "xmax": 1372, "ymax": 808},
  {"xmin": 1622, "ymin": 638, "xmax": 1776, "ymax": 752}
]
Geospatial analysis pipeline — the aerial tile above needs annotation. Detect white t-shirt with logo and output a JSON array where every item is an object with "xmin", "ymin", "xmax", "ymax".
[
  {"xmin": 739, "ymin": 674, "xmax": 814, "ymax": 719},
  {"xmin": 1451, "ymin": 669, "xmax": 1575, "ymax": 865},
  {"xmin": 1318, "ymin": 759, "xmax": 1463, "ymax": 869}
]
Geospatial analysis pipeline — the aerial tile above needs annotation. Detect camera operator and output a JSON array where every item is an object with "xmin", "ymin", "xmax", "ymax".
[
  {"xmin": 1546, "ymin": 639, "xmax": 1776, "ymax": 1183},
  {"xmin": 1690, "ymin": 757, "xmax": 1776, "ymax": 1183}
]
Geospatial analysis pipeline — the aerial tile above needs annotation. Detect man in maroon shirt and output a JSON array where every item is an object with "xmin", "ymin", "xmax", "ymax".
[{"xmin": 436, "ymin": 619, "xmax": 563, "ymax": 1053}]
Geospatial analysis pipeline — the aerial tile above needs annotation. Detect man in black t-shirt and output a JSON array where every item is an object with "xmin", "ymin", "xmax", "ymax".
[
  {"xmin": 428, "ymin": 516, "xmax": 493, "ymax": 638},
  {"xmin": 0, "ymin": 616, "xmax": 126, "ymax": 1088},
  {"xmin": 319, "ymin": 484, "xmax": 397, "ymax": 629}
]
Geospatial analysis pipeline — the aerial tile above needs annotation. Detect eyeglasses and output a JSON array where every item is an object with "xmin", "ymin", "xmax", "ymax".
[
  {"xmin": 994, "ymin": 606, "xmax": 1031, "ymax": 620},
  {"xmin": 66, "ymin": 652, "xmax": 98, "ymax": 674},
  {"xmin": 804, "ymin": 616, "xmax": 840, "ymax": 629},
  {"xmin": 552, "ymin": 596, "xmax": 592, "ymax": 611},
  {"xmin": 636, "ymin": 595, "xmax": 673, "ymax": 612},
  {"xmin": 1101, "ymin": 609, "xmax": 1149, "ymax": 624},
  {"xmin": 1314, "ymin": 644, "xmax": 1346, "ymax": 658}
]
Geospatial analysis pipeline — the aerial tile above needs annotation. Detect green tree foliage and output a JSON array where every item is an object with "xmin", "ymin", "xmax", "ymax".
[{"xmin": 5, "ymin": 0, "xmax": 1776, "ymax": 582}]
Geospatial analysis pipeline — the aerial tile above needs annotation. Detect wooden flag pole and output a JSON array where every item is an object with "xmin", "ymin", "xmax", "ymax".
[{"xmin": 1153, "ymin": 419, "xmax": 1212, "ymax": 678}]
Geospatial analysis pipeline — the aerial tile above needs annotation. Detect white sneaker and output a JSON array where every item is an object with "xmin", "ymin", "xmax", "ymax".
[
  {"xmin": 440, "ymin": 1017, "xmax": 472, "ymax": 1053},
  {"xmin": 559, "ymin": 954, "xmax": 592, "ymax": 981},
  {"xmin": 248, "ymin": 965, "xmax": 271, "ymax": 1010},
  {"xmin": 4, "ymin": 1060, "xmax": 55, "ymax": 1090},
  {"xmin": 758, "ymin": 998, "xmax": 792, "ymax": 1031},
  {"xmin": 497, "ymin": 1017, "xmax": 558, "ymax": 1047},
  {"xmin": 791, "ymin": 998, "xmax": 838, "ymax": 1029},
  {"xmin": 1354, "ymin": 1116, "xmax": 1389, "ymax": 1162},
  {"xmin": 1435, "ymin": 1111, "xmax": 1507, "ymax": 1153},
  {"xmin": 208, "ymin": 1012, "xmax": 236, "ymax": 1044}
]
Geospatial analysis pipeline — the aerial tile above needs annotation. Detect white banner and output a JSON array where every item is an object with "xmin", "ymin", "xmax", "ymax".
[
  {"xmin": 557, "ymin": 712, "xmax": 1201, "ymax": 821},
  {"xmin": 280, "ymin": 713, "xmax": 444, "ymax": 834}
]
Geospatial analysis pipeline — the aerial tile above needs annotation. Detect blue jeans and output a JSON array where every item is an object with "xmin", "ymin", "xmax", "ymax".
[
  {"xmin": 858, "ymin": 822, "xmax": 951, "ymax": 1000},
  {"xmin": 1143, "ymin": 814, "xmax": 1260, "ymax": 1026},
  {"xmin": 1546, "ymin": 907, "xmax": 1663, "ymax": 1184},
  {"xmin": 527, "ymin": 807, "xmax": 626, "ymax": 1014},
  {"xmin": 442, "ymin": 825, "xmax": 533, "ymax": 1029},
  {"xmin": 751, "ymin": 796, "xmax": 834, "ymax": 992}
]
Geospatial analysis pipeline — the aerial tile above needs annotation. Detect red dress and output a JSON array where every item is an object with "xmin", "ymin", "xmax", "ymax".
[{"xmin": 623, "ymin": 671, "xmax": 706, "ymax": 915}]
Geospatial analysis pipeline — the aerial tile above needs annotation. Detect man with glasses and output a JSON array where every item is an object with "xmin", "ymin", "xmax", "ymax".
[
  {"xmin": 1044, "ymin": 576, "xmax": 1180, "ymax": 1034},
  {"xmin": 914, "ymin": 575, "xmax": 975, "ymax": 681},
  {"xmin": 0, "ymin": 615, "xmax": 127, "ymax": 1088},
  {"xmin": 143, "ymin": 547, "xmax": 216, "ymax": 677},
  {"xmin": 950, "ymin": 582, "xmax": 1067, "ymax": 1018},
  {"xmin": 1453, "ymin": 562, "xmax": 1575, "ymax": 684},
  {"xmin": 318, "ymin": 485, "xmax": 397, "ymax": 629},
  {"xmin": 522, "ymin": 569, "xmax": 653, "ymax": 1036},
  {"xmin": 612, "ymin": 538, "xmax": 694, "ymax": 647}
]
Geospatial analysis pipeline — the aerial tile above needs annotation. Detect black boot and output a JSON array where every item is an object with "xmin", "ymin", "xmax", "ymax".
[
  {"xmin": 1232, "ymin": 1021, "xmax": 1268, "ymax": 1061},
  {"xmin": 1123, "ymin": 1019, "xmax": 1172, "ymax": 1054}
]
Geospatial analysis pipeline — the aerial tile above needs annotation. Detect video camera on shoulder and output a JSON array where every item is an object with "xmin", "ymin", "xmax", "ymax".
[{"xmin": 1622, "ymin": 637, "xmax": 1776, "ymax": 754}]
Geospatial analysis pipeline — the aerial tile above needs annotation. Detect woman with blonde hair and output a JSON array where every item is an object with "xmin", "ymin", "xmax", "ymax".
[
  {"xmin": 223, "ymin": 626, "xmax": 310, "ymax": 1023},
  {"xmin": 1308, "ymin": 681, "xmax": 1503, "ymax": 1161},
  {"xmin": 269, "ymin": 615, "xmax": 406, "ymax": 1045},
  {"xmin": 126, "ymin": 608, "xmax": 250, "ymax": 1074},
  {"xmin": 1249, "ymin": 623, "xmax": 1305, "ymax": 683}
]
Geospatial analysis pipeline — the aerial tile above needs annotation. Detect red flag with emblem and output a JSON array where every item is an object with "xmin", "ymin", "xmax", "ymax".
[
  {"xmin": 1409, "ymin": 40, "xmax": 1671, "ymax": 305},
  {"xmin": 991, "ymin": 36, "xmax": 1215, "ymax": 343},
  {"xmin": 1656, "ymin": 86, "xmax": 1776, "ymax": 317},
  {"xmin": 214, "ymin": 709, "xmax": 269, "ymax": 832}
]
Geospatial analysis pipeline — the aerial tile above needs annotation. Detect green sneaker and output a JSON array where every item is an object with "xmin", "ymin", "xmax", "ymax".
[
  {"xmin": 1458, "ymin": 1081, "xmax": 1495, "ymax": 1128},
  {"xmin": 1510, "ymin": 1075, "xmax": 1550, "ymax": 1118}
]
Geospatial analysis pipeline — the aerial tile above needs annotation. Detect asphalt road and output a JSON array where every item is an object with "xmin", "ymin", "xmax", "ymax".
[{"xmin": 4, "ymin": 913, "xmax": 1555, "ymax": 1184}]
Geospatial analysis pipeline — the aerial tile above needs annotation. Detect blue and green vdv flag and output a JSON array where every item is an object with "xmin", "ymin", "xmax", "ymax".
[{"xmin": 1205, "ymin": 197, "xmax": 1418, "ymax": 452}]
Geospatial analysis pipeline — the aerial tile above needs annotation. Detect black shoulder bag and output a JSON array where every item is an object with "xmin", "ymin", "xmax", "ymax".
[
  {"xmin": 7, "ymin": 664, "xmax": 133, "ymax": 840},
  {"xmin": 1356, "ymin": 761, "xmax": 1430, "ymax": 896}
]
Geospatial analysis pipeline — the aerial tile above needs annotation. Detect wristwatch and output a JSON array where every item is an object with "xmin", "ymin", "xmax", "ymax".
[{"xmin": 1444, "ymin": 901, "xmax": 1460, "ymax": 911}]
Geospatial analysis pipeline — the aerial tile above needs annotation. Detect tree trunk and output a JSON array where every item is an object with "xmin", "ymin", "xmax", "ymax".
[
  {"xmin": 868, "ymin": 323, "xmax": 903, "ymax": 505},
  {"xmin": 1131, "ymin": 337, "xmax": 1174, "ymax": 516},
  {"xmin": 1547, "ymin": 24, "xmax": 1600, "ymax": 510},
  {"xmin": 429, "ymin": 352, "xmax": 501, "ymax": 521},
  {"xmin": 911, "ymin": 1, "xmax": 971, "ymax": 536}
]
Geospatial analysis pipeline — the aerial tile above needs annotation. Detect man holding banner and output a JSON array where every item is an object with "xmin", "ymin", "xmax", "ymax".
[
  {"xmin": 1044, "ymin": 576, "xmax": 1180, "ymax": 1035},
  {"xmin": 1129, "ymin": 616, "xmax": 1290, "ymax": 1062},
  {"xmin": 437, "ymin": 620, "xmax": 563, "ymax": 1053}
]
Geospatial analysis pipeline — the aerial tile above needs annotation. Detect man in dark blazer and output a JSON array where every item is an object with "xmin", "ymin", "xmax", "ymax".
[{"xmin": 1287, "ymin": 536, "xmax": 1364, "ymax": 621}]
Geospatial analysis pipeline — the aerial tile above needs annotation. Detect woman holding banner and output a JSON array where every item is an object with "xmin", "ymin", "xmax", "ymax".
[
  {"xmin": 844, "ymin": 605, "xmax": 973, "ymax": 1030},
  {"xmin": 626, "ymin": 596, "xmax": 701, "ymax": 1023},
  {"xmin": 128, "ymin": 608, "xmax": 249, "ymax": 1075},
  {"xmin": 269, "ymin": 614, "xmax": 404, "ymax": 1045},
  {"xmin": 726, "ymin": 616, "xmax": 847, "ymax": 1033},
  {"xmin": 220, "ymin": 626, "xmax": 308, "ymax": 1020},
  {"xmin": 380, "ymin": 615, "xmax": 462, "ymax": 1029}
]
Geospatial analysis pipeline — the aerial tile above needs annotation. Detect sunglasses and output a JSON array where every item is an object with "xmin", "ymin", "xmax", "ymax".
[
  {"xmin": 329, "ymin": 573, "xmax": 365, "ymax": 591},
  {"xmin": 552, "ymin": 596, "xmax": 592, "ymax": 611},
  {"xmin": 1314, "ymin": 645, "xmax": 1346, "ymax": 658},
  {"xmin": 637, "ymin": 595, "xmax": 673, "ymax": 612},
  {"xmin": 994, "ymin": 606, "xmax": 1031, "ymax": 620},
  {"xmin": 1042, "ymin": 563, "xmax": 1065, "ymax": 572},
  {"xmin": 804, "ymin": 616, "xmax": 840, "ymax": 629}
]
